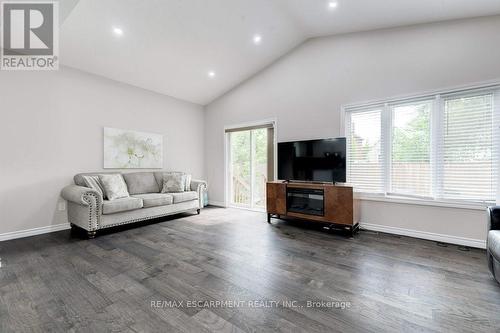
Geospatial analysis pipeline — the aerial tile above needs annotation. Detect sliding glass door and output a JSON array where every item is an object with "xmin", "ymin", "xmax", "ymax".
[
  {"xmin": 230, "ymin": 130, "xmax": 252, "ymax": 207},
  {"xmin": 228, "ymin": 126, "xmax": 274, "ymax": 210}
]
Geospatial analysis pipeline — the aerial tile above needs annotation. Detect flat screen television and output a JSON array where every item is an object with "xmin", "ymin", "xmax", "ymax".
[{"xmin": 278, "ymin": 138, "xmax": 346, "ymax": 183}]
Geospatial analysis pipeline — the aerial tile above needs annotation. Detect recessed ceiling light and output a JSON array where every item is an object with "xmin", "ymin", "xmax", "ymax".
[
  {"xmin": 208, "ymin": 71, "xmax": 216, "ymax": 78},
  {"xmin": 253, "ymin": 34, "xmax": 262, "ymax": 45},
  {"xmin": 328, "ymin": 1, "xmax": 338, "ymax": 10},
  {"xmin": 112, "ymin": 27, "xmax": 123, "ymax": 36}
]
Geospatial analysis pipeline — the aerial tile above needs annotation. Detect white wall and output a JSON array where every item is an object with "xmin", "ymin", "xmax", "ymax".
[
  {"xmin": 0, "ymin": 67, "xmax": 204, "ymax": 237},
  {"xmin": 205, "ymin": 16, "xmax": 500, "ymax": 247}
]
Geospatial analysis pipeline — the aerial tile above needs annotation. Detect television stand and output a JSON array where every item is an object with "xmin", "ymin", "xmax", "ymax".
[{"xmin": 266, "ymin": 181, "xmax": 360, "ymax": 236}]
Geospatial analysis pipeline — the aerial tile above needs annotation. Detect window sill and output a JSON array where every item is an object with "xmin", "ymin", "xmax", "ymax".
[{"xmin": 354, "ymin": 193, "xmax": 492, "ymax": 211}]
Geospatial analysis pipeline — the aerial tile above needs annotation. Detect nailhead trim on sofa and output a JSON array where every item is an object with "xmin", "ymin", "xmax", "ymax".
[
  {"xmin": 99, "ymin": 208, "xmax": 199, "ymax": 229},
  {"xmin": 82, "ymin": 192, "xmax": 101, "ymax": 231}
]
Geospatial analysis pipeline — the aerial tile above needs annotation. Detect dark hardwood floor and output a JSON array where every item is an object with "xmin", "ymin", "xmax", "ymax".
[{"xmin": 1, "ymin": 207, "xmax": 499, "ymax": 332}]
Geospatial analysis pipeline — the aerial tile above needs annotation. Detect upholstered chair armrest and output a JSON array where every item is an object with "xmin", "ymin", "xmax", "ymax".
[
  {"xmin": 190, "ymin": 180, "xmax": 207, "ymax": 208},
  {"xmin": 61, "ymin": 185, "xmax": 103, "ymax": 231},
  {"xmin": 487, "ymin": 206, "xmax": 500, "ymax": 231}
]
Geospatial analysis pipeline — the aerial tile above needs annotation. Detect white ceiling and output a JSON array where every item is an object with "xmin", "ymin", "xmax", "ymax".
[{"xmin": 60, "ymin": 0, "xmax": 500, "ymax": 105}]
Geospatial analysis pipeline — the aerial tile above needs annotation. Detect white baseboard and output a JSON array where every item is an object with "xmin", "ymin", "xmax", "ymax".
[
  {"xmin": 360, "ymin": 222, "xmax": 486, "ymax": 249},
  {"xmin": 0, "ymin": 223, "xmax": 71, "ymax": 242},
  {"xmin": 0, "ymin": 219, "xmax": 486, "ymax": 250},
  {"xmin": 208, "ymin": 200, "xmax": 226, "ymax": 207}
]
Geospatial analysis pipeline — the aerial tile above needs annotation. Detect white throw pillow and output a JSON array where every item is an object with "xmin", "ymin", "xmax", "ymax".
[
  {"xmin": 99, "ymin": 174, "xmax": 130, "ymax": 200},
  {"xmin": 82, "ymin": 175, "xmax": 105, "ymax": 198},
  {"xmin": 184, "ymin": 174, "xmax": 192, "ymax": 191},
  {"xmin": 162, "ymin": 173, "xmax": 186, "ymax": 193},
  {"xmin": 163, "ymin": 172, "xmax": 191, "ymax": 191}
]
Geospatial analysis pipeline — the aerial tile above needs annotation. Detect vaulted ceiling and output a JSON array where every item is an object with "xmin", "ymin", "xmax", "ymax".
[{"xmin": 60, "ymin": 0, "xmax": 500, "ymax": 105}]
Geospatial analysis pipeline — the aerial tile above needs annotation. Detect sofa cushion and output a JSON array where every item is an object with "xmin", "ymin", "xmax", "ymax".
[
  {"xmin": 153, "ymin": 172, "xmax": 164, "ymax": 188},
  {"xmin": 123, "ymin": 172, "xmax": 160, "ymax": 195},
  {"xmin": 132, "ymin": 193, "xmax": 173, "ymax": 208},
  {"xmin": 102, "ymin": 197, "xmax": 143, "ymax": 215},
  {"xmin": 99, "ymin": 174, "xmax": 130, "ymax": 200},
  {"xmin": 170, "ymin": 191, "xmax": 198, "ymax": 204},
  {"xmin": 488, "ymin": 230, "xmax": 500, "ymax": 261}
]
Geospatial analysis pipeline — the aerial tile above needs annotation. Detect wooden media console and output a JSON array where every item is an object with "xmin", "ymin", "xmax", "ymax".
[{"xmin": 266, "ymin": 181, "xmax": 360, "ymax": 235}]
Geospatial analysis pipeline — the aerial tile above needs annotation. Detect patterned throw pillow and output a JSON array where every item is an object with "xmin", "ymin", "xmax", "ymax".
[
  {"xmin": 163, "ymin": 172, "xmax": 191, "ymax": 191},
  {"xmin": 99, "ymin": 174, "xmax": 130, "ymax": 201},
  {"xmin": 161, "ymin": 173, "xmax": 186, "ymax": 193},
  {"xmin": 82, "ymin": 175, "xmax": 105, "ymax": 198}
]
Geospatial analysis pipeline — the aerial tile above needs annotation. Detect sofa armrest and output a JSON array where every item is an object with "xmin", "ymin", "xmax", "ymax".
[
  {"xmin": 61, "ymin": 185, "xmax": 102, "ymax": 231},
  {"xmin": 487, "ymin": 206, "xmax": 500, "ymax": 231},
  {"xmin": 191, "ymin": 179, "xmax": 207, "ymax": 208},
  {"xmin": 61, "ymin": 185, "xmax": 102, "ymax": 205},
  {"xmin": 190, "ymin": 179, "xmax": 207, "ymax": 192}
]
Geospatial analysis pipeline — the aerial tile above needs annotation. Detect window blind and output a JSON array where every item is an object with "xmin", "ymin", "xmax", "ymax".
[
  {"xmin": 344, "ymin": 84, "xmax": 500, "ymax": 205},
  {"xmin": 346, "ymin": 108, "xmax": 384, "ymax": 193},
  {"xmin": 390, "ymin": 100, "xmax": 432, "ymax": 197},
  {"xmin": 439, "ymin": 92, "xmax": 497, "ymax": 202}
]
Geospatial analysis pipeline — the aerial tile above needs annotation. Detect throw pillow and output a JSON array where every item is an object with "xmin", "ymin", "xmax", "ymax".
[
  {"xmin": 184, "ymin": 174, "xmax": 192, "ymax": 191},
  {"xmin": 162, "ymin": 172, "xmax": 191, "ymax": 191},
  {"xmin": 99, "ymin": 174, "xmax": 130, "ymax": 200},
  {"xmin": 82, "ymin": 175, "xmax": 105, "ymax": 198},
  {"xmin": 162, "ymin": 173, "xmax": 186, "ymax": 193}
]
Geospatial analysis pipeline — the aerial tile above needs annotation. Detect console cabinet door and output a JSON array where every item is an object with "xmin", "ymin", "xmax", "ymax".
[
  {"xmin": 266, "ymin": 183, "xmax": 286, "ymax": 215},
  {"xmin": 325, "ymin": 186, "xmax": 353, "ymax": 225}
]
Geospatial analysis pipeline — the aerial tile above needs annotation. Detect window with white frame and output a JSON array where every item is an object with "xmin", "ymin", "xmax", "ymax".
[
  {"xmin": 390, "ymin": 99, "xmax": 432, "ymax": 198},
  {"xmin": 344, "ymin": 85, "xmax": 500, "ymax": 204},
  {"xmin": 345, "ymin": 107, "xmax": 384, "ymax": 193}
]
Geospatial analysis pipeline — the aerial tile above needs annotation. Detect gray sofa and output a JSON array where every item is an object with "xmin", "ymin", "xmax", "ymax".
[
  {"xmin": 61, "ymin": 171, "xmax": 206, "ymax": 238},
  {"xmin": 487, "ymin": 206, "xmax": 500, "ymax": 284}
]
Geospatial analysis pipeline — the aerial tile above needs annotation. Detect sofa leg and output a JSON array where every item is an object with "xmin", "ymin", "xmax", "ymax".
[
  {"xmin": 197, "ymin": 209, "xmax": 201, "ymax": 215},
  {"xmin": 87, "ymin": 230, "xmax": 97, "ymax": 239}
]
